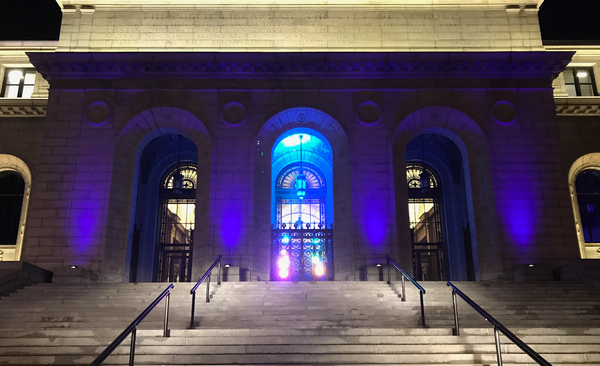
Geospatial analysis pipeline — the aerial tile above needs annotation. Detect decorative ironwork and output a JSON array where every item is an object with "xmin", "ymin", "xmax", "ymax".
[
  {"xmin": 407, "ymin": 162, "xmax": 445, "ymax": 281},
  {"xmin": 163, "ymin": 165, "xmax": 197, "ymax": 190},
  {"xmin": 271, "ymin": 222, "xmax": 334, "ymax": 281}
]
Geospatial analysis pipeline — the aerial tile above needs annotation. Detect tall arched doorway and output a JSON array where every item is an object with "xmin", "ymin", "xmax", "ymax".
[
  {"xmin": 406, "ymin": 162, "xmax": 446, "ymax": 281},
  {"xmin": 405, "ymin": 133, "xmax": 476, "ymax": 281},
  {"xmin": 271, "ymin": 130, "xmax": 334, "ymax": 281},
  {"xmin": 155, "ymin": 163, "xmax": 197, "ymax": 282},
  {"xmin": 129, "ymin": 134, "xmax": 198, "ymax": 282}
]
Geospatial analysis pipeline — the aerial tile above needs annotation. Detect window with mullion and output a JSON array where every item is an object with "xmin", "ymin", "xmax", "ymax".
[
  {"xmin": 1, "ymin": 68, "xmax": 36, "ymax": 98},
  {"xmin": 564, "ymin": 67, "xmax": 598, "ymax": 97}
]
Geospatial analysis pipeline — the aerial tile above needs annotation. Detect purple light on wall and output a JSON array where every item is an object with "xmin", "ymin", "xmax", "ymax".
[
  {"xmin": 497, "ymin": 172, "xmax": 537, "ymax": 250},
  {"xmin": 218, "ymin": 199, "xmax": 243, "ymax": 248},
  {"xmin": 358, "ymin": 193, "xmax": 387, "ymax": 246},
  {"xmin": 68, "ymin": 191, "xmax": 104, "ymax": 256}
]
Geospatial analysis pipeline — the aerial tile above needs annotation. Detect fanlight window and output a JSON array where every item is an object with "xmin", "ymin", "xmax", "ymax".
[
  {"xmin": 276, "ymin": 165, "xmax": 325, "ymax": 190},
  {"xmin": 406, "ymin": 163, "xmax": 439, "ymax": 190},
  {"xmin": 163, "ymin": 164, "xmax": 197, "ymax": 190}
]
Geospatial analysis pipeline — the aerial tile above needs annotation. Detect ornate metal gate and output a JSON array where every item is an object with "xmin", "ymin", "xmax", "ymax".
[{"xmin": 271, "ymin": 223, "xmax": 333, "ymax": 281}]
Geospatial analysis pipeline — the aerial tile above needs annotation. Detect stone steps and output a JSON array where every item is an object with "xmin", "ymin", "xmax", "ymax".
[{"xmin": 2, "ymin": 281, "xmax": 600, "ymax": 365}]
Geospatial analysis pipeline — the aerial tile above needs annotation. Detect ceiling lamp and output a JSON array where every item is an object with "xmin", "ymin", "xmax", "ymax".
[{"xmin": 296, "ymin": 135, "xmax": 307, "ymax": 199}]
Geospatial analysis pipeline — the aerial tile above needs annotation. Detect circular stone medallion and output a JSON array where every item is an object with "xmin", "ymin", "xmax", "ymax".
[
  {"xmin": 355, "ymin": 101, "xmax": 383, "ymax": 126},
  {"xmin": 491, "ymin": 100, "xmax": 519, "ymax": 126},
  {"xmin": 221, "ymin": 102, "xmax": 248, "ymax": 127},
  {"xmin": 83, "ymin": 101, "xmax": 112, "ymax": 127}
]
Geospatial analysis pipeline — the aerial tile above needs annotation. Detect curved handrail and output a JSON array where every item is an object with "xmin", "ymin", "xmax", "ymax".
[
  {"xmin": 90, "ymin": 283, "xmax": 174, "ymax": 366},
  {"xmin": 386, "ymin": 255, "xmax": 425, "ymax": 294},
  {"xmin": 386, "ymin": 255, "xmax": 426, "ymax": 326},
  {"xmin": 447, "ymin": 281, "xmax": 551, "ymax": 366},
  {"xmin": 189, "ymin": 255, "xmax": 222, "ymax": 328}
]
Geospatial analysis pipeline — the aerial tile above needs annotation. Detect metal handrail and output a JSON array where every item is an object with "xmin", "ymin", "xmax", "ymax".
[
  {"xmin": 190, "ymin": 255, "xmax": 222, "ymax": 328},
  {"xmin": 90, "ymin": 283, "xmax": 173, "ymax": 366},
  {"xmin": 385, "ymin": 255, "xmax": 426, "ymax": 326},
  {"xmin": 447, "ymin": 282, "xmax": 552, "ymax": 366}
]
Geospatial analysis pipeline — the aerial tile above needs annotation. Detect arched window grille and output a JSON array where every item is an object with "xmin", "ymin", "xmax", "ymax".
[
  {"xmin": 0, "ymin": 171, "xmax": 25, "ymax": 245},
  {"xmin": 406, "ymin": 162, "xmax": 445, "ymax": 281},
  {"xmin": 576, "ymin": 169, "xmax": 600, "ymax": 243},
  {"xmin": 155, "ymin": 164, "xmax": 197, "ymax": 282},
  {"xmin": 275, "ymin": 163, "xmax": 326, "ymax": 227}
]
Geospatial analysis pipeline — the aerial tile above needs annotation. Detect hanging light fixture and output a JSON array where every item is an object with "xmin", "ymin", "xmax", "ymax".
[
  {"xmin": 419, "ymin": 135, "xmax": 431, "ymax": 194},
  {"xmin": 173, "ymin": 135, "xmax": 184, "ymax": 195},
  {"xmin": 296, "ymin": 135, "xmax": 307, "ymax": 200}
]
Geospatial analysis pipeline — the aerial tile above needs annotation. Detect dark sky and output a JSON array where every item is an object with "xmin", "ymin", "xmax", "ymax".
[{"xmin": 0, "ymin": 0, "xmax": 599, "ymax": 42}]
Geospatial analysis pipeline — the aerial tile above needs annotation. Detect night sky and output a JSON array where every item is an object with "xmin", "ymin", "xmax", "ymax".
[{"xmin": 0, "ymin": 0, "xmax": 599, "ymax": 42}]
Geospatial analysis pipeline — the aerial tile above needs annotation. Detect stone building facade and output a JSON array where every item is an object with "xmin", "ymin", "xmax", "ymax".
[{"xmin": 0, "ymin": 0, "xmax": 598, "ymax": 283}]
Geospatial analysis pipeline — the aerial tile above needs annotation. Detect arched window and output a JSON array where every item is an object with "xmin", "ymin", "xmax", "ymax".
[
  {"xmin": 275, "ymin": 163, "xmax": 326, "ymax": 226},
  {"xmin": 0, "ymin": 171, "xmax": 25, "ymax": 245},
  {"xmin": 155, "ymin": 163, "xmax": 197, "ymax": 282},
  {"xmin": 575, "ymin": 169, "xmax": 600, "ymax": 243}
]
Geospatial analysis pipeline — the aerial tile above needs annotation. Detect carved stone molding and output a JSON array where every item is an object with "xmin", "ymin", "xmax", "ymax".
[
  {"xmin": 556, "ymin": 104, "xmax": 600, "ymax": 116},
  {"xmin": 0, "ymin": 105, "xmax": 46, "ymax": 117}
]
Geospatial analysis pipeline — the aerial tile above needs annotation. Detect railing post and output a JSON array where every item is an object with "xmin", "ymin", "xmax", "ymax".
[
  {"xmin": 190, "ymin": 291, "xmax": 196, "ymax": 328},
  {"xmin": 206, "ymin": 273, "xmax": 211, "ymax": 303},
  {"xmin": 163, "ymin": 291, "xmax": 170, "ymax": 337},
  {"xmin": 217, "ymin": 258, "xmax": 222, "ymax": 285},
  {"xmin": 401, "ymin": 274, "xmax": 406, "ymax": 302},
  {"xmin": 129, "ymin": 326, "xmax": 137, "ymax": 366},
  {"xmin": 419, "ymin": 291, "xmax": 426, "ymax": 327},
  {"xmin": 494, "ymin": 325, "xmax": 503, "ymax": 366},
  {"xmin": 387, "ymin": 259, "xmax": 391, "ymax": 284},
  {"xmin": 452, "ymin": 289, "xmax": 460, "ymax": 336}
]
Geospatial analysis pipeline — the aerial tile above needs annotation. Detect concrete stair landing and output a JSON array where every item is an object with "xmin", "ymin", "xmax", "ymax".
[{"xmin": 1, "ymin": 280, "xmax": 600, "ymax": 365}]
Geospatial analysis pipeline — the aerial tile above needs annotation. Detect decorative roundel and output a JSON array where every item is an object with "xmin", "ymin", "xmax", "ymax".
[
  {"xmin": 83, "ymin": 101, "xmax": 112, "ymax": 127},
  {"xmin": 355, "ymin": 101, "xmax": 383, "ymax": 126},
  {"xmin": 220, "ymin": 101, "xmax": 248, "ymax": 127},
  {"xmin": 491, "ymin": 100, "xmax": 519, "ymax": 126},
  {"xmin": 297, "ymin": 113, "xmax": 307, "ymax": 122}
]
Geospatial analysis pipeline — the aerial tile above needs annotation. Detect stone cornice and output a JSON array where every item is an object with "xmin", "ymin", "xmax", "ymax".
[
  {"xmin": 0, "ymin": 99, "xmax": 48, "ymax": 118},
  {"xmin": 28, "ymin": 52, "xmax": 574, "ymax": 81}
]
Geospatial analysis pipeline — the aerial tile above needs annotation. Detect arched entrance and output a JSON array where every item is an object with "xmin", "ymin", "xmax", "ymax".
[
  {"xmin": 404, "ymin": 133, "xmax": 476, "ymax": 281},
  {"xmin": 271, "ymin": 130, "xmax": 334, "ymax": 281},
  {"xmin": 406, "ymin": 162, "xmax": 446, "ymax": 281},
  {"xmin": 128, "ymin": 133, "xmax": 198, "ymax": 282}
]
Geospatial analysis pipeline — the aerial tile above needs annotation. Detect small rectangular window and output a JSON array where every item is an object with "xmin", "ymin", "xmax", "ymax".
[
  {"xmin": 1, "ymin": 68, "xmax": 37, "ymax": 98},
  {"xmin": 564, "ymin": 67, "xmax": 599, "ymax": 97}
]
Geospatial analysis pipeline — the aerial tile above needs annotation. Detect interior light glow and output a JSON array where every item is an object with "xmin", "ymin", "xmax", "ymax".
[
  {"xmin": 281, "ymin": 134, "xmax": 310, "ymax": 147},
  {"xmin": 70, "ymin": 265, "xmax": 78, "ymax": 269},
  {"xmin": 375, "ymin": 263, "xmax": 382, "ymax": 267},
  {"xmin": 313, "ymin": 237, "xmax": 319, "ymax": 244},
  {"xmin": 282, "ymin": 235, "xmax": 290, "ymax": 244},
  {"xmin": 278, "ymin": 255, "xmax": 290, "ymax": 269},
  {"xmin": 8, "ymin": 70, "xmax": 23, "ymax": 84},
  {"xmin": 279, "ymin": 268, "xmax": 289, "ymax": 278},
  {"xmin": 577, "ymin": 71, "xmax": 588, "ymax": 78},
  {"xmin": 528, "ymin": 263, "xmax": 535, "ymax": 268},
  {"xmin": 314, "ymin": 263, "xmax": 324, "ymax": 277},
  {"xmin": 312, "ymin": 254, "xmax": 320, "ymax": 264}
]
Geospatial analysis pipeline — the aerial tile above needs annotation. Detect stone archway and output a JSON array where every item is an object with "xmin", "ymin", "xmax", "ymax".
[
  {"xmin": 392, "ymin": 106, "xmax": 498, "ymax": 281},
  {"xmin": 104, "ymin": 106, "xmax": 213, "ymax": 282},
  {"xmin": 568, "ymin": 153, "xmax": 600, "ymax": 259},
  {"xmin": 252, "ymin": 107, "xmax": 353, "ymax": 281},
  {"xmin": 0, "ymin": 154, "xmax": 32, "ymax": 262}
]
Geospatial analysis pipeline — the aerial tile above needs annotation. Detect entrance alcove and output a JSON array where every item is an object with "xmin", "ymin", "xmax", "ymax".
[
  {"xmin": 128, "ymin": 134, "xmax": 198, "ymax": 282},
  {"xmin": 405, "ymin": 134, "xmax": 476, "ymax": 281},
  {"xmin": 392, "ymin": 106, "xmax": 497, "ymax": 281},
  {"xmin": 252, "ymin": 107, "xmax": 353, "ymax": 281}
]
